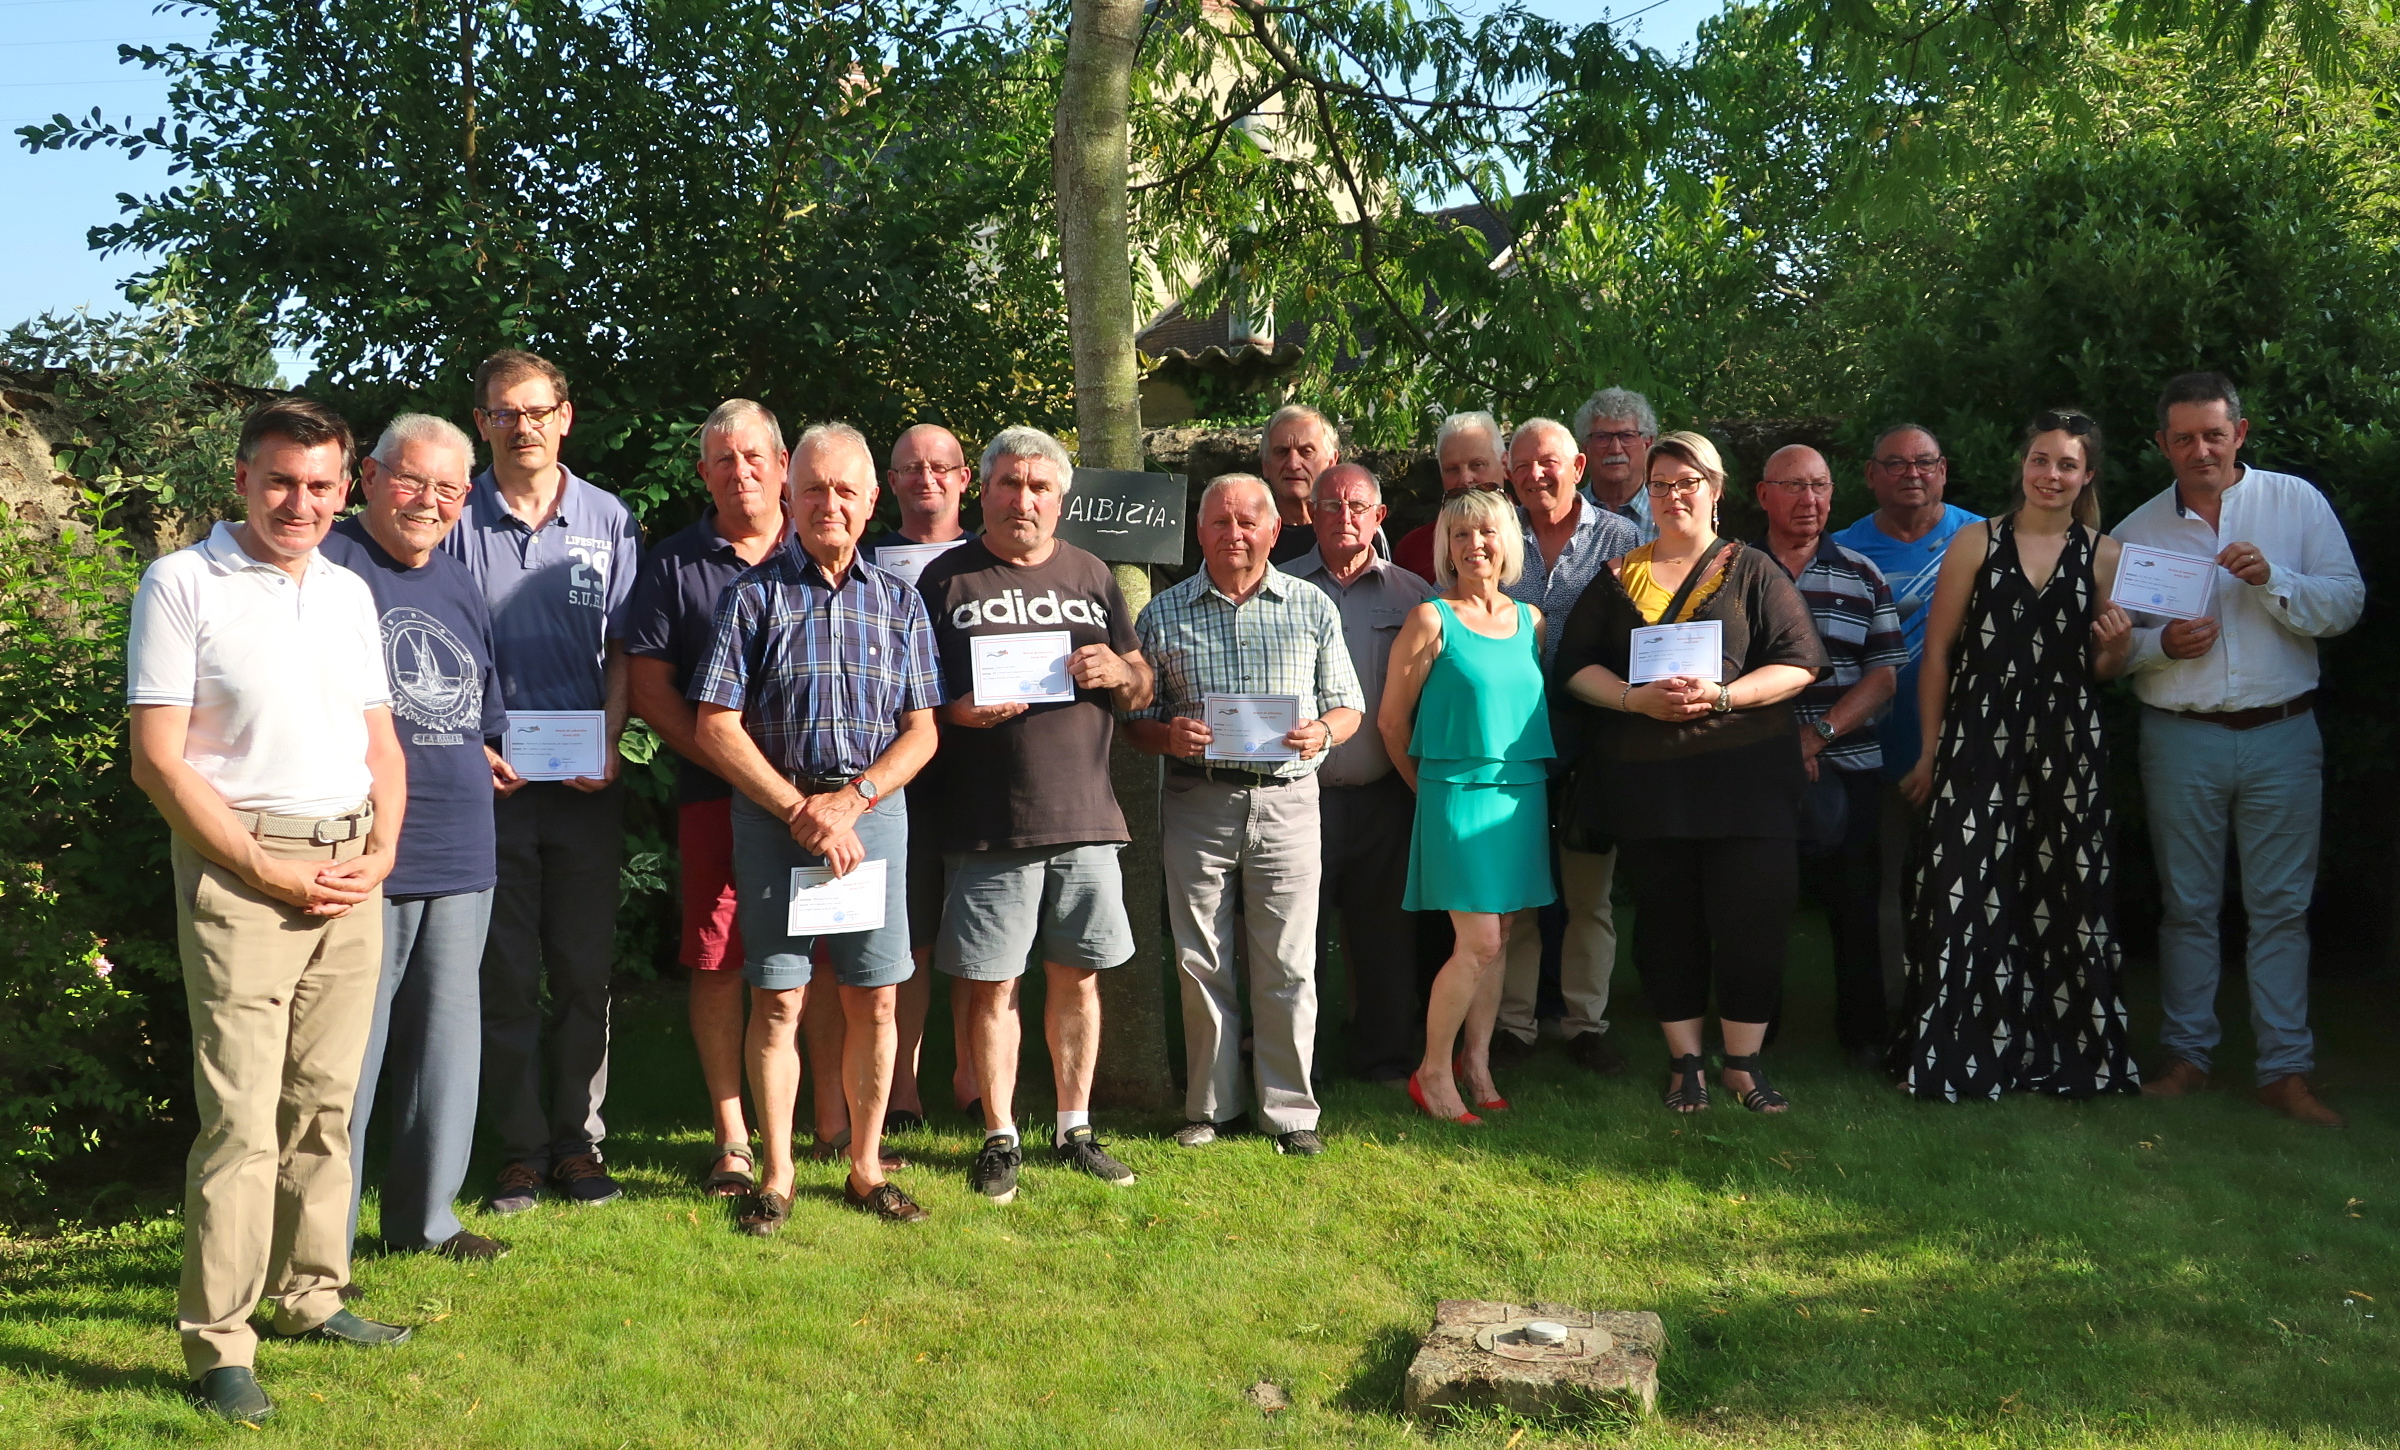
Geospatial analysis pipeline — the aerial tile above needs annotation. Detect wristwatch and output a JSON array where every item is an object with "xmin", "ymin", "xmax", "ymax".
[
  {"xmin": 849, "ymin": 774, "xmax": 881, "ymax": 806},
  {"xmin": 1811, "ymin": 718, "xmax": 1838, "ymax": 744}
]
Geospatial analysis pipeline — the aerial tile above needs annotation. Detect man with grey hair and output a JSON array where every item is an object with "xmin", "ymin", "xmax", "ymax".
[
  {"xmin": 1261, "ymin": 404, "xmax": 1342, "ymax": 564},
  {"xmin": 626, "ymin": 399, "xmax": 790, "ymax": 1198},
  {"xmin": 1130, "ymin": 473, "xmax": 1365, "ymax": 1156},
  {"xmin": 1575, "ymin": 386, "xmax": 1659, "ymax": 541},
  {"xmin": 1286, "ymin": 462, "xmax": 1434, "ymax": 1082},
  {"xmin": 1489, "ymin": 416, "xmax": 1640, "ymax": 1075},
  {"xmin": 1395, "ymin": 410, "xmax": 1508, "ymax": 581},
  {"xmin": 914, "ymin": 425, "xmax": 1154, "ymax": 1201},
  {"xmin": 321, "ymin": 413, "xmax": 515, "ymax": 1265}
]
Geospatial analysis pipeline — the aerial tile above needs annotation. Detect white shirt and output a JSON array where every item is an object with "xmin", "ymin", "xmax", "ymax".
[
  {"xmin": 126, "ymin": 522, "xmax": 392, "ymax": 816},
  {"xmin": 2114, "ymin": 467, "xmax": 2362, "ymax": 712}
]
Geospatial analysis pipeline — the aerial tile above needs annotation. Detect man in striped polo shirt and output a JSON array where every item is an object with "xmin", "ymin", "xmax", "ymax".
[{"xmin": 1756, "ymin": 445, "xmax": 1907, "ymax": 1070}]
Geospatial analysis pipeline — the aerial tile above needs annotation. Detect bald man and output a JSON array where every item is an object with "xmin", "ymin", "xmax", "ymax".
[{"xmin": 1756, "ymin": 444, "xmax": 1905, "ymax": 1069}]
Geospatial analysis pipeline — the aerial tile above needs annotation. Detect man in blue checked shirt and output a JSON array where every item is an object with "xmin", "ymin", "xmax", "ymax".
[{"xmin": 692, "ymin": 423, "xmax": 944, "ymax": 1229}]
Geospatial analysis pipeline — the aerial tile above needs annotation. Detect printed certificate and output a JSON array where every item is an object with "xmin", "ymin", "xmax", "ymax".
[
  {"xmin": 1203, "ymin": 693, "xmax": 1301, "ymax": 762},
  {"xmin": 1627, "ymin": 620, "xmax": 1724, "ymax": 684},
  {"xmin": 2110, "ymin": 543, "xmax": 2216, "ymax": 621},
  {"xmin": 875, "ymin": 539, "xmax": 971, "ymax": 588},
  {"xmin": 970, "ymin": 630, "xmax": 1077, "ymax": 705},
  {"xmin": 503, "ymin": 710, "xmax": 607, "ymax": 780},
  {"xmin": 786, "ymin": 859, "xmax": 887, "ymax": 936}
]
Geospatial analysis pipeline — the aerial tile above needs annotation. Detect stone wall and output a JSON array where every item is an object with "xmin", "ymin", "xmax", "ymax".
[{"xmin": 0, "ymin": 376, "xmax": 83, "ymax": 548}]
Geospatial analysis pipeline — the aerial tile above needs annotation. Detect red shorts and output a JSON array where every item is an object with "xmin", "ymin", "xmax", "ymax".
[{"xmin": 679, "ymin": 797, "xmax": 744, "ymax": 972}]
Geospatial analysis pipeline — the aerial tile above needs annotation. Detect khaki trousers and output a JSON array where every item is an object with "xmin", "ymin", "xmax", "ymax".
[
  {"xmin": 172, "ymin": 831, "xmax": 382, "ymax": 1376},
  {"xmin": 1497, "ymin": 845, "xmax": 1619, "ymax": 1044}
]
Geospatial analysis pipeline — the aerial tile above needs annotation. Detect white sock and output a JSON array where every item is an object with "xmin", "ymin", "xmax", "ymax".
[
  {"xmin": 986, "ymin": 1123, "xmax": 1021, "ymax": 1147},
  {"xmin": 1057, "ymin": 1109, "xmax": 1091, "ymax": 1138}
]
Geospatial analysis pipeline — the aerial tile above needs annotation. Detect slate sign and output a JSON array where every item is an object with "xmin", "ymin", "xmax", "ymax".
[{"xmin": 1058, "ymin": 468, "xmax": 1185, "ymax": 566}]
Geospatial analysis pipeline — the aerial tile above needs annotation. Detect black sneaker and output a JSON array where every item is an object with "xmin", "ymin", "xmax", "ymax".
[
  {"xmin": 432, "ymin": 1231, "xmax": 512, "ymax": 1262},
  {"xmin": 1273, "ymin": 1129, "xmax": 1325, "ymax": 1158},
  {"xmin": 1056, "ymin": 1125, "xmax": 1136, "ymax": 1185},
  {"xmin": 188, "ymin": 1366, "xmax": 273, "ymax": 1424},
  {"xmin": 969, "ymin": 1134, "xmax": 1022, "ymax": 1204},
  {"xmin": 1565, "ymin": 1031, "xmax": 1627, "ymax": 1076},
  {"xmin": 271, "ymin": 1308, "xmax": 413, "ymax": 1347},
  {"xmin": 484, "ymin": 1160, "xmax": 542, "ymax": 1215},
  {"xmin": 1488, "ymin": 1032, "xmax": 1538, "ymax": 1070},
  {"xmin": 551, "ymin": 1151, "xmax": 623, "ymax": 1206}
]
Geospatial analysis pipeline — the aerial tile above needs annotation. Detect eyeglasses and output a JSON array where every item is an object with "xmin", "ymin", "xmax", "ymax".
[
  {"xmin": 2035, "ymin": 410, "xmax": 2097, "ymax": 435},
  {"xmin": 1584, "ymin": 429, "xmax": 1647, "ymax": 449},
  {"xmin": 1314, "ymin": 498, "xmax": 1380, "ymax": 517},
  {"xmin": 476, "ymin": 403, "xmax": 564, "ymax": 431},
  {"xmin": 1872, "ymin": 454, "xmax": 1944, "ymax": 474},
  {"xmin": 1644, "ymin": 477, "xmax": 1709, "ymax": 496},
  {"xmin": 1762, "ymin": 478, "xmax": 1833, "ymax": 493},
  {"xmin": 385, "ymin": 472, "xmax": 469, "ymax": 504},
  {"xmin": 892, "ymin": 462, "xmax": 967, "ymax": 480}
]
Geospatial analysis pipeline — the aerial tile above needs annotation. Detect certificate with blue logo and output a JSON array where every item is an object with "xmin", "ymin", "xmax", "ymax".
[
  {"xmin": 2110, "ymin": 543, "xmax": 2215, "ymax": 621},
  {"xmin": 786, "ymin": 859, "xmax": 887, "ymax": 936},
  {"xmin": 503, "ymin": 710, "xmax": 607, "ymax": 780}
]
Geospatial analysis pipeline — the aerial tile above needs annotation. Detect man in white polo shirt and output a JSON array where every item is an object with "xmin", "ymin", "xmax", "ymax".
[{"xmin": 127, "ymin": 400, "xmax": 416, "ymax": 1424}]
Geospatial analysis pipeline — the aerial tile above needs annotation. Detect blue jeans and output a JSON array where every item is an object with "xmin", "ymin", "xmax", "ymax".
[
  {"xmin": 2140, "ymin": 708, "xmax": 2322, "ymax": 1083},
  {"xmin": 349, "ymin": 888, "xmax": 493, "ymax": 1250}
]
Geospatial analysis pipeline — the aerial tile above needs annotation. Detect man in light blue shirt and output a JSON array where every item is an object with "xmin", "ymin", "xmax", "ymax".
[
  {"xmin": 1574, "ymin": 386, "xmax": 1659, "ymax": 544},
  {"xmin": 439, "ymin": 350, "xmax": 640, "ymax": 1214}
]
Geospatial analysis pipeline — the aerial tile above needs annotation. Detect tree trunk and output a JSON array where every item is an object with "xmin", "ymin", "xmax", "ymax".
[{"xmin": 1058, "ymin": 0, "xmax": 1176, "ymax": 1111}]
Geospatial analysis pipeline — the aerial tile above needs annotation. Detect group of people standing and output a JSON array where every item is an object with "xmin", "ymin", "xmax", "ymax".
[{"xmin": 125, "ymin": 350, "xmax": 2361, "ymax": 1424}]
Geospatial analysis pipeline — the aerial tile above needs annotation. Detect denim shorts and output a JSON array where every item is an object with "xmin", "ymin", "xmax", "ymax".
[
  {"xmin": 730, "ymin": 790, "xmax": 915, "ymax": 991},
  {"xmin": 935, "ymin": 843, "xmax": 1135, "ymax": 981}
]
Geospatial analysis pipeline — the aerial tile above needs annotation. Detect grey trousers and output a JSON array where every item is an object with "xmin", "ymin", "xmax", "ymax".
[
  {"xmin": 350, "ymin": 888, "xmax": 492, "ymax": 1251},
  {"xmin": 484, "ymin": 781, "xmax": 622, "ymax": 1169},
  {"xmin": 1499, "ymin": 844, "xmax": 1619, "ymax": 1044},
  {"xmin": 1318, "ymin": 774, "xmax": 1421, "ymax": 1078},
  {"xmin": 1162, "ymin": 772, "xmax": 1322, "ymax": 1134}
]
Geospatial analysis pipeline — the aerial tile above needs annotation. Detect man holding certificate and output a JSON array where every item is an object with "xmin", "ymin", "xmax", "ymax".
[
  {"xmin": 1129, "ymin": 475, "xmax": 1365, "ymax": 1159},
  {"xmin": 2117, "ymin": 372, "xmax": 2363, "ymax": 1127},
  {"xmin": 914, "ymin": 427, "xmax": 1153, "ymax": 1203},
  {"xmin": 691, "ymin": 423, "xmax": 944, "ymax": 1228},
  {"xmin": 441, "ymin": 350, "xmax": 640, "ymax": 1214}
]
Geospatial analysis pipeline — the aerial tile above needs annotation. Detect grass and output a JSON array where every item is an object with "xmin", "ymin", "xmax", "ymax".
[{"xmin": 3, "ymin": 926, "xmax": 2397, "ymax": 1450}]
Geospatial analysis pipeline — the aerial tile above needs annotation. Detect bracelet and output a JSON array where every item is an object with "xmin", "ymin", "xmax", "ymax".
[
  {"xmin": 1712, "ymin": 682, "xmax": 1734, "ymax": 715},
  {"xmin": 1619, "ymin": 682, "xmax": 1634, "ymax": 711}
]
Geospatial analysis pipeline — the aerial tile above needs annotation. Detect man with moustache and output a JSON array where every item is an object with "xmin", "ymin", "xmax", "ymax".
[
  {"xmin": 1489, "ymin": 418, "xmax": 1640, "ymax": 1075},
  {"xmin": 321, "ymin": 414, "xmax": 515, "ymax": 1266},
  {"xmin": 1260, "ymin": 404, "xmax": 1344, "ymax": 565},
  {"xmin": 1285, "ymin": 463, "xmax": 1435, "ymax": 1083},
  {"xmin": 917, "ymin": 427, "xmax": 1153, "ymax": 1202},
  {"xmin": 1394, "ymin": 411, "xmax": 1509, "ymax": 583},
  {"xmin": 1755, "ymin": 444, "xmax": 1906, "ymax": 1070},
  {"xmin": 1130, "ymin": 475, "xmax": 1364, "ymax": 1157},
  {"xmin": 128, "ymin": 400, "xmax": 413, "ymax": 1423},
  {"xmin": 1574, "ymin": 387, "xmax": 1659, "ymax": 542},
  {"xmin": 693, "ymin": 424, "xmax": 944, "ymax": 1226},
  {"xmin": 625, "ymin": 400, "xmax": 789, "ymax": 1198}
]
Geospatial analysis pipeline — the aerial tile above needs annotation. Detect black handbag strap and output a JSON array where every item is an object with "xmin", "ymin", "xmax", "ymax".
[{"xmin": 1658, "ymin": 540, "xmax": 1738, "ymax": 625}]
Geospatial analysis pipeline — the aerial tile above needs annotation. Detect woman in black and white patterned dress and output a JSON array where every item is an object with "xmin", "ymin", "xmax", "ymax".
[{"xmin": 1893, "ymin": 410, "xmax": 2142, "ymax": 1101}]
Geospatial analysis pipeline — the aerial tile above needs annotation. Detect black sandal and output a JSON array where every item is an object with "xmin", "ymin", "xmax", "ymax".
[
  {"xmin": 703, "ymin": 1143, "xmax": 756, "ymax": 1198},
  {"xmin": 1664, "ymin": 1053, "xmax": 1709, "ymax": 1113},
  {"xmin": 1719, "ymin": 1053, "xmax": 1790, "ymax": 1113},
  {"xmin": 736, "ymin": 1187, "xmax": 790, "ymax": 1237}
]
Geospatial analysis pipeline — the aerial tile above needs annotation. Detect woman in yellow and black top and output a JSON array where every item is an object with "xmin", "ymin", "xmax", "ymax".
[{"xmin": 1554, "ymin": 432, "xmax": 1826, "ymax": 1114}]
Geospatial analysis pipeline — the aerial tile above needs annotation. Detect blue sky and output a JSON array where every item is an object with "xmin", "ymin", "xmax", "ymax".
[{"xmin": 0, "ymin": 0, "xmax": 1723, "ymax": 375}]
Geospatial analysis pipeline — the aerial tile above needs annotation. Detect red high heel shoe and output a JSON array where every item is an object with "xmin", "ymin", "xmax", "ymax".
[
  {"xmin": 1409, "ymin": 1072, "xmax": 1482, "ymax": 1127},
  {"xmin": 1454, "ymin": 1054, "xmax": 1511, "ymax": 1112}
]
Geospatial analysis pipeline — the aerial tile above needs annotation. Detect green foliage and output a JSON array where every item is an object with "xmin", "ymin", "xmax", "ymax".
[{"xmin": 0, "ymin": 511, "xmax": 182, "ymax": 1209}]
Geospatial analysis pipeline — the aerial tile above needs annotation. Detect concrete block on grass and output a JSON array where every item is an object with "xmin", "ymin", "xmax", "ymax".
[{"xmin": 1403, "ymin": 1299, "xmax": 1663, "ymax": 1420}]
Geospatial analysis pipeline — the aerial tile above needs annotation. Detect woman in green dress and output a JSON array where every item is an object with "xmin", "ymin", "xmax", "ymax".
[{"xmin": 1379, "ymin": 487, "xmax": 1556, "ymax": 1125}]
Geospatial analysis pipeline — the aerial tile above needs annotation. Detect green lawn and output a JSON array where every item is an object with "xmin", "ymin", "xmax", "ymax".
[{"xmin": 5, "ymin": 931, "xmax": 2397, "ymax": 1449}]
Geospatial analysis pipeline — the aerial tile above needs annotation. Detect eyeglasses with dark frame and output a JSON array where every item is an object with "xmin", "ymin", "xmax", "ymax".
[
  {"xmin": 2034, "ymin": 410, "xmax": 2098, "ymax": 436},
  {"xmin": 475, "ymin": 403, "xmax": 565, "ymax": 431},
  {"xmin": 1584, "ymin": 428, "xmax": 1648, "ymax": 449},
  {"xmin": 1644, "ymin": 476, "xmax": 1709, "ymax": 497}
]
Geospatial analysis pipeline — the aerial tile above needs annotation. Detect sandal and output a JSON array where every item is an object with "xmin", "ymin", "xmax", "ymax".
[
  {"xmin": 1664, "ymin": 1053, "xmax": 1710, "ymax": 1113},
  {"xmin": 703, "ymin": 1143, "xmax": 756, "ymax": 1198},
  {"xmin": 808, "ymin": 1128, "xmax": 910, "ymax": 1171},
  {"xmin": 1719, "ymin": 1053, "xmax": 1790, "ymax": 1114},
  {"xmin": 736, "ymin": 1187, "xmax": 791, "ymax": 1237}
]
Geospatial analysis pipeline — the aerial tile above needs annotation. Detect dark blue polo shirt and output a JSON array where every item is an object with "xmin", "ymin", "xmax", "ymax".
[
  {"xmin": 322, "ymin": 519, "xmax": 507, "ymax": 898},
  {"xmin": 438, "ymin": 466, "xmax": 639, "ymax": 712},
  {"xmin": 624, "ymin": 508, "xmax": 754, "ymax": 804}
]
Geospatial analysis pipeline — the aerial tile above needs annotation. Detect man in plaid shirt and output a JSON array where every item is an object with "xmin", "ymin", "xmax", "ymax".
[
  {"xmin": 1129, "ymin": 474, "xmax": 1364, "ymax": 1159},
  {"xmin": 1755, "ymin": 445, "xmax": 1906, "ymax": 1070},
  {"xmin": 692, "ymin": 423, "xmax": 944, "ymax": 1227}
]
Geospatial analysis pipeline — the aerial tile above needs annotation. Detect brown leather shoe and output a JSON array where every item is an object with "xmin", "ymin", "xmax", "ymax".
[
  {"xmin": 2256, "ymin": 1074, "xmax": 2346, "ymax": 1127},
  {"xmin": 2140, "ymin": 1058, "xmax": 2209, "ymax": 1098}
]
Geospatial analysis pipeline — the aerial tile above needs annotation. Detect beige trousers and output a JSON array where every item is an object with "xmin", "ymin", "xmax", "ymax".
[
  {"xmin": 172, "ymin": 831, "xmax": 382, "ymax": 1376},
  {"xmin": 1497, "ymin": 845, "xmax": 1619, "ymax": 1043}
]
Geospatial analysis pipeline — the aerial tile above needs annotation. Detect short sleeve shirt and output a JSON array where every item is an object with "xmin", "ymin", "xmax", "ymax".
[
  {"xmin": 1757, "ymin": 536, "xmax": 1908, "ymax": 774},
  {"xmin": 623, "ymin": 509, "xmax": 753, "ymax": 804},
  {"xmin": 1283, "ymin": 548, "xmax": 1434, "ymax": 787},
  {"xmin": 1133, "ymin": 565, "xmax": 1365, "ymax": 780},
  {"xmin": 321, "ymin": 520, "xmax": 506, "ymax": 896},
  {"xmin": 918, "ymin": 538, "xmax": 1140, "ymax": 851},
  {"xmin": 439, "ymin": 466, "xmax": 640, "ymax": 711},
  {"xmin": 687, "ymin": 544, "xmax": 945, "ymax": 781},
  {"xmin": 1831, "ymin": 504, "xmax": 1980, "ymax": 778},
  {"xmin": 125, "ymin": 523, "xmax": 389, "ymax": 817}
]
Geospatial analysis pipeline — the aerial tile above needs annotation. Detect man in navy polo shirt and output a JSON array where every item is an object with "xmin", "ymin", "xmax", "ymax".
[
  {"xmin": 441, "ymin": 350, "xmax": 641, "ymax": 1213},
  {"xmin": 323, "ymin": 414, "xmax": 515, "ymax": 1262},
  {"xmin": 626, "ymin": 399, "xmax": 788, "ymax": 1198}
]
